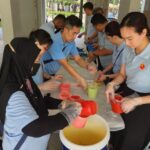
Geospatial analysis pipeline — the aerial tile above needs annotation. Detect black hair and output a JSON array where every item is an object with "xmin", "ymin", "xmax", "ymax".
[
  {"xmin": 105, "ymin": 21, "xmax": 121, "ymax": 38},
  {"xmin": 29, "ymin": 29, "xmax": 53, "ymax": 45},
  {"xmin": 83, "ymin": 2, "xmax": 93, "ymax": 10},
  {"xmin": 65, "ymin": 15, "xmax": 82, "ymax": 28},
  {"xmin": 54, "ymin": 14, "xmax": 66, "ymax": 22},
  {"xmin": 120, "ymin": 12, "xmax": 150, "ymax": 36},
  {"xmin": 91, "ymin": 13, "xmax": 107, "ymax": 26},
  {"xmin": 93, "ymin": 7, "xmax": 104, "ymax": 15}
]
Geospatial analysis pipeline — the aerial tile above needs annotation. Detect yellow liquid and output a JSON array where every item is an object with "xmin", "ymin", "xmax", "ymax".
[{"xmin": 63, "ymin": 121, "xmax": 106, "ymax": 146}]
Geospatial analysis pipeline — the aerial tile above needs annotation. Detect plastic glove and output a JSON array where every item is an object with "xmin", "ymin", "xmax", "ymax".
[
  {"xmin": 60, "ymin": 101, "xmax": 82, "ymax": 123},
  {"xmin": 105, "ymin": 82, "xmax": 115, "ymax": 103},
  {"xmin": 121, "ymin": 97, "xmax": 142, "ymax": 114},
  {"xmin": 58, "ymin": 100, "xmax": 76, "ymax": 110}
]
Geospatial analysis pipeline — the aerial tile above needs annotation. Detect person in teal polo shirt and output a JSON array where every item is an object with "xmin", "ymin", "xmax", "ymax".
[{"xmin": 106, "ymin": 12, "xmax": 150, "ymax": 150}]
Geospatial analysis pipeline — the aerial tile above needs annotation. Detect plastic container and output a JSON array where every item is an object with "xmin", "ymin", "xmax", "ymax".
[
  {"xmin": 110, "ymin": 95, "xmax": 123, "ymax": 114},
  {"xmin": 87, "ymin": 83, "xmax": 98, "ymax": 99},
  {"xmin": 60, "ymin": 83, "xmax": 71, "ymax": 92},
  {"xmin": 69, "ymin": 95, "xmax": 81, "ymax": 101},
  {"xmin": 59, "ymin": 91, "xmax": 71, "ymax": 100},
  {"xmin": 72, "ymin": 116, "xmax": 88, "ymax": 128},
  {"xmin": 60, "ymin": 114, "xmax": 110, "ymax": 150},
  {"xmin": 71, "ymin": 100, "xmax": 98, "ymax": 128}
]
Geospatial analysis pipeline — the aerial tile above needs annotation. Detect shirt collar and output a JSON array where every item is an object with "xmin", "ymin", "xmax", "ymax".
[{"xmin": 135, "ymin": 43, "xmax": 150, "ymax": 59}]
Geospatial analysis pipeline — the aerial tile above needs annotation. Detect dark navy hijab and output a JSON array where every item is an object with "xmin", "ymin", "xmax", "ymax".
[{"xmin": 0, "ymin": 29, "xmax": 52, "ymax": 123}]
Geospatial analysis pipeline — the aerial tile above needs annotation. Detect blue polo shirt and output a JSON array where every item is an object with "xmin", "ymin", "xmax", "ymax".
[
  {"xmin": 112, "ymin": 42, "xmax": 126, "ymax": 73},
  {"xmin": 32, "ymin": 61, "xmax": 44, "ymax": 85},
  {"xmin": 86, "ymin": 15, "xmax": 96, "ymax": 38},
  {"xmin": 122, "ymin": 43, "xmax": 150, "ymax": 93},
  {"xmin": 98, "ymin": 32, "xmax": 115, "ymax": 68},
  {"xmin": 3, "ymin": 91, "xmax": 50, "ymax": 150},
  {"xmin": 42, "ymin": 32, "xmax": 79, "ymax": 75}
]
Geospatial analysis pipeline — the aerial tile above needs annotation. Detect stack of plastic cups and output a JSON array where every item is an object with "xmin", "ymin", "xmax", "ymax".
[
  {"xmin": 59, "ymin": 83, "xmax": 71, "ymax": 100},
  {"xmin": 110, "ymin": 94, "xmax": 123, "ymax": 114}
]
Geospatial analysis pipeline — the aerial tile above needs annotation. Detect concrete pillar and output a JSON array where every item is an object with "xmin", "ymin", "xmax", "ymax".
[
  {"xmin": 143, "ymin": 0, "xmax": 150, "ymax": 28},
  {"xmin": 88, "ymin": 0, "xmax": 109, "ymax": 16},
  {"xmin": 0, "ymin": 0, "xmax": 14, "ymax": 44},
  {"xmin": 0, "ymin": 0, "xmax": 44, "ymax": 43},
  {"xmin": 118, "ymin": 0, "xmax": 141, "ymax": 22}
]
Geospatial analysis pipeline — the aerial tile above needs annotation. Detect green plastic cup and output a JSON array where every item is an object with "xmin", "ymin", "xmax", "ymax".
[{"xmin": 87, "ymin": 82, "xmax": 98, "ymax": 99}]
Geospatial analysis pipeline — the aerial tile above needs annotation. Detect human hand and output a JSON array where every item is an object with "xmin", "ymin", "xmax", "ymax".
[
  {"xmin": 96, "ymin": 71, "xmax": 105, "ymax": 81},
  {"xmin": 79, "ymin": 77, "xmax": 87, "ymax": 90},
  {"xmin": 88, "ymin": 52, "xmax": 95, "ymax": 62},
  {"xmin": 87, "ymin": 63, "xmax": 97, "ymax": 74},
  {"xmin": 59, "ymin": 100, "xmax": 76, "ymax": 109},
  {"xmin": 53, "ymin": 74, "xmax": 63, "ymax": 80},
  {"xmin": 39, "ymin": 80, "xmax": 60, "ymax": 93},
  {"xmin": 92, "ymin": 43, "xmax": 99, "ymax": 49},
  {"xmin": 121, "ymin": 97, "xmax": 142, "ymax": 113},
  {"xmin": 105, "ymin": 82, "xmax": 115, "ymax": 103},
  {"xmin": 61, "ymin": 101, "xmax": 82, "ymax": 123}
]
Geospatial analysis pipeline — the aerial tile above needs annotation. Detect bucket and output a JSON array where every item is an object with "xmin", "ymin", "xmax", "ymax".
[{"xmin": 60, "ymin": 114, "xmax": 110, "ymax": 150}]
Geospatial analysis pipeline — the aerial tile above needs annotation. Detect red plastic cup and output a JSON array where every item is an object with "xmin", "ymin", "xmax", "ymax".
[
  {"xmin": 59, "ymin": 91, "xmax": 71, "ymax": 100},
  {"xmin": 72, "ymin": 116, "xmax": 88, "ymax": 128},
  {"xmin": 69, "ymin": 95, "xmax": 81, "ymax": 101},
  {"xmin": 110, "ymin": 95, "xmax": 123, "ymax": 114},
  {"xmin": 75, "ymin": 100, "xmax": 98, "ymax": 118},
  {"xmin": 59, "ymin": 83, "xmax": 71, "ymax": 92}
]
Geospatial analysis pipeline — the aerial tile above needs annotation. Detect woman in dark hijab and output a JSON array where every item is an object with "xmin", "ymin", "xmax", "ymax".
[{"xmin": 0, "ymin": 29, "xmax": 81, "ymax": 150}]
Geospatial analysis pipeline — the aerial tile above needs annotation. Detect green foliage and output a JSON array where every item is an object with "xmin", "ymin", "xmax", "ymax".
[
  {"xmin": 109, "ymin": 0, "xmax": 120, "ymax": 5},
  {"xmin": 46, "ymin": 9, "xmax": 78, "ymax": 17}
]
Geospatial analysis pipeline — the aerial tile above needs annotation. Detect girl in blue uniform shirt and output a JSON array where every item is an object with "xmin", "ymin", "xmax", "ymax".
[
  {"xmin": 0, "ymin": 29, "xmax": 81, "ymax": 150},
  {"xmin": 106, "ymin": 12, "xmax": 150, "ymax": 150},
  {"xmin": 97, "ymin": 21, "xmax": 126, "ymax": 83}
]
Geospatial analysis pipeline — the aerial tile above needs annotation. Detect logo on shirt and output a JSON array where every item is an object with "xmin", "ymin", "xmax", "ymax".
[{"xmin": 139, "ymin": 63, "xmax": 145, "ymax": 70}]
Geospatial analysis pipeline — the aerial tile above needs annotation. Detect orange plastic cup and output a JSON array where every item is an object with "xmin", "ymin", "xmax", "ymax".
[
  {"xmin": 110, "ymin": 95, "xmax": 123, "ymax": 114},
  {"xmin": 72, "ymin": 116, "xmax": 88, "ymax": 128}
]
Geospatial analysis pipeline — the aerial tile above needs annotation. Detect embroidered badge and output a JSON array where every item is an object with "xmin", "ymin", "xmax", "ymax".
[{"xmin": 139, "ymin": 63, "xmax": 145, "ymax": 70}]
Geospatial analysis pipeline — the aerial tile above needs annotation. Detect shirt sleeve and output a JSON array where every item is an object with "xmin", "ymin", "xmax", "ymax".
[
  {"xmin": 48, "ymin": 43, "xmax": 66, "ymax": 60},
  {"xmin": 69, "ymin": 42, "xmax": 79, "ymax": 56},
  {"xmin": 122, "ymin": 47, "xmax": 129, "ymax": 64},
  {"xmin": 22, "ymin": 113, "xmax": 68, "ymax": 137}
]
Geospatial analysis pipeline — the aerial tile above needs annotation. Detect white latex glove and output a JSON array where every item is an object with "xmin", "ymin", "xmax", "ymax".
[
  {"xmin": 61, "ymin": 101, "xmax": 82, "ymax": 123},
  {"xmin": 52, "ymin": 74, "xmax": 63, "ymax": 80},
  {"xmin": 87, "ymin": 63, "xmax": 97, "ymax": 74},
  {"xmin": 105, "ymin": 82, "xmax": 115, "ymax": 103},
  {"xmin": 38, "ymin": 80, "xmax": 60, "ymax": 93},
  {"xmin": 121, "ymin": 97, "xmax": 142, "ymax": 114},
  {"xmin": 58, "ymin": 100, "xmax": 77, "ymax": 110}
]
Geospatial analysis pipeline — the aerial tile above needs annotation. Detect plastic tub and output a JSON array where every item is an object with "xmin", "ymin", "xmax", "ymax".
[{"xmin": 60, "ymin": 114, "xmax": 110, "ymax": 150}]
